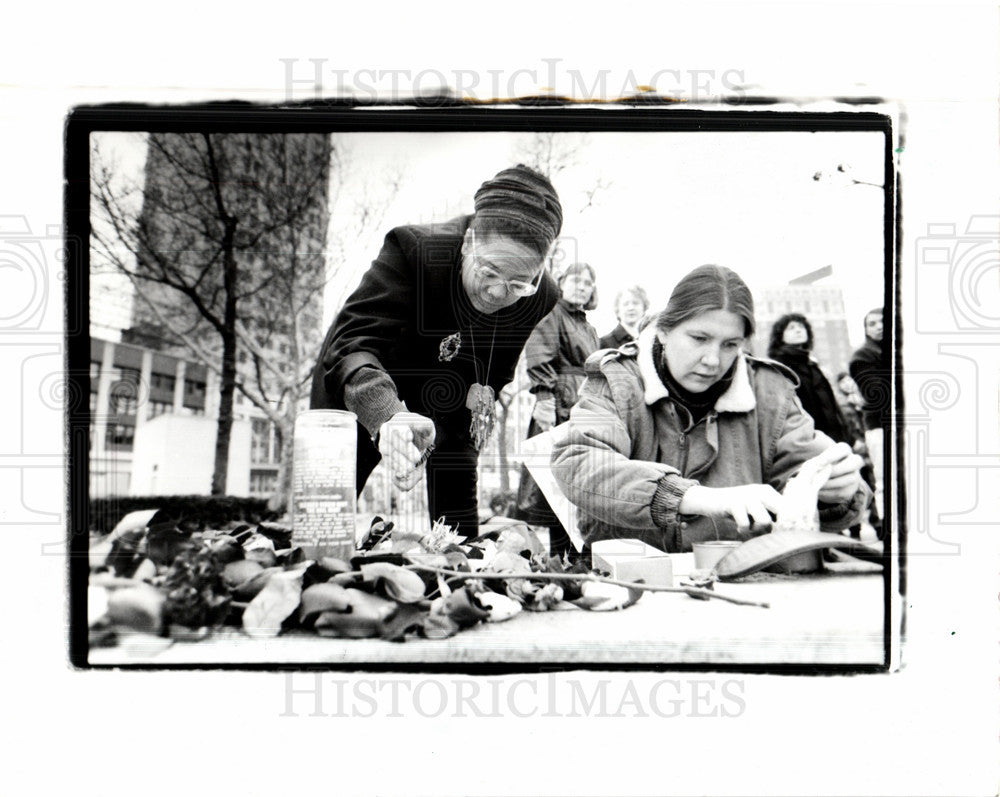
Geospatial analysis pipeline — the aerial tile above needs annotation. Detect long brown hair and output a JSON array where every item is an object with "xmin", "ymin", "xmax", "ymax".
[{"xmin": 654, "ymin": 264, "xmax": 755, "ymax": 338}]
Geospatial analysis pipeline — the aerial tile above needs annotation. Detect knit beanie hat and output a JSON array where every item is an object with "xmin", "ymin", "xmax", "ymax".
[{"xmin": 473, "ymin": 164, "xmax": 563, "ymax": 244}]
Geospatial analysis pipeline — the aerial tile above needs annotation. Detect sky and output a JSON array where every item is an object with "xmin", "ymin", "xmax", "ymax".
[
  {"xmin": 92, "ymin": 126, "xmax": 887, "ymax": 353},
  {"xmin": 326, "ymin": 128, "xmax": 887, "ymax": 349}
]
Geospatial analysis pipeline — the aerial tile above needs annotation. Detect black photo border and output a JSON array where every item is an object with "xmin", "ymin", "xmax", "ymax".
[{"xmin": 65, "ymin": 102, "xmax": 901, "ymax": 674}]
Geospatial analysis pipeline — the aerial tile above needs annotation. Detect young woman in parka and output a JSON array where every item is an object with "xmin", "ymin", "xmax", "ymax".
[{"xmin": 550, "ymin": 264, "xmax": 871, "ymax": 553}]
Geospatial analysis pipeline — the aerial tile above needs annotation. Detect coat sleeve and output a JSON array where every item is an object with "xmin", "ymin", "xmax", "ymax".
[
  {"xmin": 524, "ymin": 309, "xmax": 561, "ymax": 397},
  {"xmin": 551, "ymin": 373, "xmax": 698, "ymax": 533},
  {"xmin": 315, "ymin": 230, "xmax": 413, "ymax": 430},
  {"xmin": 767, "ymin": 388, "xmax": 871, "ymax": 531}
]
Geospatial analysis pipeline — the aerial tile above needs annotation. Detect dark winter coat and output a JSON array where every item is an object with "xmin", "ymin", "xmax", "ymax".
[
  {"xmin": 598, "ymin": 323, "xmax": 635, "ymax": 350},
  {"xmin": 311, "ymin": 214, "xmax": 559, "ymax": 427},
  {"xmin": 551, "ymin": 326, "xmax": 870, "ymax": 552},
  {"xmin": 310, "ymin": 214, "xmax": 559, "ymax": 535},
  {"xmin": 524, "ymin": 298, "xmax": 601, "ymax": 425},
  {"xmin": 768, "ymin": 344, "xmax": 852, "ymax": 445},
  {"xmin": 849, "ymin": 337, "xmax": 888, "ymax": 431},
  {"xmin": 516, "ymin": 298, "xmax": 599, "ymax": 524}
]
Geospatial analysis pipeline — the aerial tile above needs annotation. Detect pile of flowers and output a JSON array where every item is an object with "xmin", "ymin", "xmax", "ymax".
[{"xmin": 88, "ymin": 516, "xmax": 663, "ymax": 647}]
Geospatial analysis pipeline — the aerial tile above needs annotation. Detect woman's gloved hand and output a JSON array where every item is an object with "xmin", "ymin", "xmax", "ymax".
[{"xmin": 377, "ymin": 411, "xmax": 436, "ymax": 491}]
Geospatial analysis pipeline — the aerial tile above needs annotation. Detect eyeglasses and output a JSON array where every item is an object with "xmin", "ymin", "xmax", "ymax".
[{"xmin": 470, "ymin": 229, "xmax": 545, "ymax": 297}]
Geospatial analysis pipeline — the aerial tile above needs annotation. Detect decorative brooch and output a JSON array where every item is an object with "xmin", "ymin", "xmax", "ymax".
[{"xmin": 438, "ymin": 332, "xmax": 461, "ymax": 362}]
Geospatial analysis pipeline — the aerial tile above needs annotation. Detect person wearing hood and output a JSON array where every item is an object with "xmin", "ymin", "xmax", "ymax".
[
  {"xmin": 516, "ymin": 261, "xmax": 600, "ymax": 560},
  {"xmin": 550, "ymin": 264, "xmax": 870, "ymax": 552},
  {"xmin": 311, "ymin": 164, "xmax": 563, "ymax": 539}
]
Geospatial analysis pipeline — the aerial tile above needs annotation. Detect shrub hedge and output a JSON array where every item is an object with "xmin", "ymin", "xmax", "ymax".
[{"xmin": 89, "ymin": 495, "xmax": 283, "ymax": 535}]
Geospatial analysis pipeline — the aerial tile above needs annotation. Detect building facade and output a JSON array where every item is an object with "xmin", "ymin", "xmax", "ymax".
[
  {"xmin": 751, "ymin": 283, "xmax": 854, "ymax": 381},
  {"xmin": 89, "ymin": 133, "xmax": 331, "ymax": 499},
  {"xmin": 88, "ymin": 336, "xmax": 280, "ymax": 499}
]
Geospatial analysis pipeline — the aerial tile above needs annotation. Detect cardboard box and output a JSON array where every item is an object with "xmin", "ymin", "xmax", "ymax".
[{"xmin": 590, "ymin": 539, "xmax": 673, "ymax": 587}]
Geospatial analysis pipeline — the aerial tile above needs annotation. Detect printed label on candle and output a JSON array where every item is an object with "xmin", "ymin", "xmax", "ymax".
[{"xmin": 292, "ymin": 411, "xmax": 357, "ymax": 560}]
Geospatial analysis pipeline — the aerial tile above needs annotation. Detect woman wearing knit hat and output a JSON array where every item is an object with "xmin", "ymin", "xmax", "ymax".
[
  {"xmin": 516, "ymin": 261, "xmax": 601, "ymax": 561},
  {"xmin": 311, "ymin": 164, "xmax": 563, "ymax": 539}
]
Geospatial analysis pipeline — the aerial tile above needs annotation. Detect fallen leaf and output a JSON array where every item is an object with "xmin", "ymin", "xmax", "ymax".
[
  {"xmin": 299, "ymin": 582, "xmax": 353, "ymax": 625},
  {"xmin": 132, "ymin": 558, "xmax": 157, "ymax": 582},
  {"xmin": 523, "ymin": 582, "xmax": 564, "ymax": 612},
  {"xmin": 317, "ymin": 556, "xmax": 353, "ymax": 574},
  {"xmin": 274, "ymin": 547, "xmax": 305, "ymax": 566},
  {"xmin": 496, "ymin": 523, "xmax": 545, "ymax": 558},
  {"xmin": 360, "ymin": 562, "xmax": 427, "ymax": 603},
  {"xmin": 222, "ymin": 559, "xmax": 264, "ymax": 589},
  {"xmin": 242, "ymin": 569, "xmax": 305, "ymax": 638},
  {"xmin": 146, "ymin": 525, "xmax": 192, "ymax": 566},
  {"xmin": 313, "ymin": 590, "xmax": 396, "ymax": 638},
  {"xmin": 88, "ymin": 586, "xmax": 109, "ymax": 626},
  {"xmin": 421, "ymin": 613, "xmax": 460, "ymax": 639},
  {"xmin": 208, "ymin": 537, "xmax": 245, "ymax": 566},
  {"xmin": 442, "ymin": 550, "xmax": 471, "ymax": 571},
  {"xmin": 168, "ymin": 625, "xmax": 210, "ymax": 642},
  {"xmin": 475, "ymin": 591, "xmax": 522, "ymax": 622},
  {"xmin": 243, "ymin": 534, "xmax": 278, "ymax": 567},
  {"xmin": 256, "ymin": 521, "xmax": 293, "ymax": 549},
  {"xmin": 490, "ymin": 550, "xmax": 532, "ymax": 574},
  {"xmin": 107, "ymin": 583, "xmax": 166, "ymax": 634},
  {"xmin": 437, "ymin": 587, "xmax": 489, "ymax": 628},
  {"xmin": 106, "ymin": 529, "xmax": 148, "ymax": 578},
  {"xmin": 379, "ymin": 603, "xmax": 428, "ymax": 641},
  {"xmin": 466, "ymin": 540, "xmax": 497, "ymax": 571},
  {"xmin": 330, "ymin": 570, "xmax": 363, "ymax": 588},
  {"xmin": 231, "ymin": 566, "xmax": 285, "ymax": 602}
]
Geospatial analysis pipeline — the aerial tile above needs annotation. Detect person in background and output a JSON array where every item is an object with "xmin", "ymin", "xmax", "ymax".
[
  {"xmin": 835, "ymin": 370, "xmax": 881, "ymax": 537},
  {"xmin": 311, "ymin": 164, "xmax": 563, "ymax": 539},
  {"xmin": 835, "ymin": 372, "xmax": 865, "ymax": 440},
  {"xmin": 599, "ymin": 284, "xmax": 650, "ymax": 349},
  {"xmin": 517, "ymin": 261, "xmax": 600, "ymax": 561},
  {"xmin": 551, "ymin": 264, "xmax": 870, "ymax": 552},
  {"xmin": 849, "ymin": 307, "xmax": 887, "ymax": 522},
  {"xmin": 766, "ymin": 313, "xmax": 852, "ymax": 445}
]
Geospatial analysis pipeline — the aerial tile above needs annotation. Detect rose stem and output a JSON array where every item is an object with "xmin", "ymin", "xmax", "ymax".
[{"xmin": 405, "ymin": 564, "xmax": 770, "ymax": 608}]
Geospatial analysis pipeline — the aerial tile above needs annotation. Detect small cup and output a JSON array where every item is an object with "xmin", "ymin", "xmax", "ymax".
[{"xmin": 692, "ymin": 540, "xmax": 742, "ymax": 570}]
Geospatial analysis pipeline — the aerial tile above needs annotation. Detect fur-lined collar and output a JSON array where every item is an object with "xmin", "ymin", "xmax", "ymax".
[{"xmin": 635, "ymin": 324, "xmax": 756, "ymax": 412}]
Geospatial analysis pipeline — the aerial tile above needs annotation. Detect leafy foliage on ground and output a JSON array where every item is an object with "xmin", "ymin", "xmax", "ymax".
[{"xmin": 89, "ymin": 516, "xmax": 645, "ymax": 648}]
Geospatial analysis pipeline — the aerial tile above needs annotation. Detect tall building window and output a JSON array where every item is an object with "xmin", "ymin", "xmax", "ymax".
[
  {"xmin": 184, "ymin": 379, "xmax": 206, "ymax": 398},
  {"xmin": 147, "ymin": 400, "xmax": 173, "ymax": 419},
  {"xmin": 249, "ymin": 469, "xmax": 278, "ymax": 495},
  {"xmin": 251, "ymin": 418, "xmax": 271, "ymax": 464},
  {"xmin": 151, "ymin": 372, "xmax": 176, "ymax": 392},
  {"xmin": 105, "ymin": 423, "xmax": 135, "ymax": 450},
  {"xmin": 250, "ymin": 418, "xmax": 282, "ymax": 464}
]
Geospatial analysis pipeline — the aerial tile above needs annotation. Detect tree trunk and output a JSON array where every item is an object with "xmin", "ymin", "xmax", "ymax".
[
  {"xmin": 276, "ymin": 413, "xmax": 296, "ymax": 513},
  {"xmin": 211, "ymin": 220, "xmax": 238, "ymax": 495}
]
